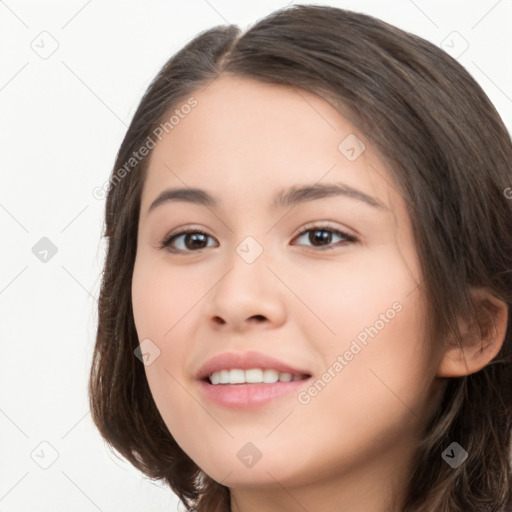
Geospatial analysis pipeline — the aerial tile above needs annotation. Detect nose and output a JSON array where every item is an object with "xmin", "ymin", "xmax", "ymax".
[{"xmin": 205, "ymin": 246, "xmax": 286, "ymax": 332}]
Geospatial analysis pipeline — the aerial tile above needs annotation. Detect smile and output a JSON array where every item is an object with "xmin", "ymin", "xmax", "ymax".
[{"xmin": 208, "ymin": 368, "xmax": 307, "ymax": 385}]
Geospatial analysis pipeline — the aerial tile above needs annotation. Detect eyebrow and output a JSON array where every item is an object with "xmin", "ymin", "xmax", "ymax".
[{"xmin": 146, "ymin": 182, "xmax": 387, "ymax": 216}]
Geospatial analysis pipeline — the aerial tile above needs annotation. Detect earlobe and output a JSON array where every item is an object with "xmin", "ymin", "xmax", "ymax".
[{"xmin": 436, "ymin": 288, "xmax": 509, "ymax": 378}]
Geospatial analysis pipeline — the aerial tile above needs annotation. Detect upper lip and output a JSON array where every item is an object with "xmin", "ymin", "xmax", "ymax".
[{"xmin": 196, "ymin": 350, "xmax": 312, "ymax": 381}]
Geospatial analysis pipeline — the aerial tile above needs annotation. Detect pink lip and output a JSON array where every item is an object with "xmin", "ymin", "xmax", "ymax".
[
  {"xmin": 198, "ymin": 379, "xmax": 311, "ymax": 409},
  {"xmin": 195, "ymin": 350, "xmax": 310, "ymax": 381},
  {"xmin": 195, "ymin": 350, "xmax": 312, "ymax": 409}
]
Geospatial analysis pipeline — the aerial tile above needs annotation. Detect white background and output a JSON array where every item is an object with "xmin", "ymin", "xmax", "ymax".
[{"xmin": 1, "ymin": 1, "xmax": 511, "ymax": 511}]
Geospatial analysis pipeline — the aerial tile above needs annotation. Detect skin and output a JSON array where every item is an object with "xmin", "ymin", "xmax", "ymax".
[{"xmin": 131, "ymin": 75, "xmax": 508, "ymax": 512}]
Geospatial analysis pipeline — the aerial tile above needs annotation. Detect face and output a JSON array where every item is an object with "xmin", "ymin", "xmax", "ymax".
[{"xmin": 131, "ymin": 75, "xmax": 444, "ymax": 496}]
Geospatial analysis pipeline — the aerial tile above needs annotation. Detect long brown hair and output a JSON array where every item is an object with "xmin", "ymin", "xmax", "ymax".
[{"xmin": 89, "ymin": 5, "xmax": 512, "ymax": 511}]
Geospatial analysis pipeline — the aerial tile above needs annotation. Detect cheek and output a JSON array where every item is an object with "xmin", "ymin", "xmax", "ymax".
[
  {"xmin": 131, "ymin": 256, "xmax": 205, "ymax": 429},
  {"xmin": 290, "ymin": 253, "xmax": 430, "ymax": 440},
  {"xmin": 288, "ymin": 247, "xmax": 421, "ymax": 347},
  {"xmin": 131, "ymin": 258, "xmax": 190, "ymax": 402},
  {"xmin": 131, "ymin": 255, "xmax": 198, "ymax": 339},
  {"xmin": 301, "ymin": 282, "xmax": 431, "ymax": 442},
  {"xmin": 275, "ymin": 296, "xmax": 432, "ymax": 483}
]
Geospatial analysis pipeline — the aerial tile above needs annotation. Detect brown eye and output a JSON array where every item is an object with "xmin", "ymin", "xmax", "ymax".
[
  {"xmin": 160, "ymin": 229, "xmax": 217, "ymax": 252},
  {"xmin": 292, "ymin": 225, "xmax": 357, "ymax": 250}
]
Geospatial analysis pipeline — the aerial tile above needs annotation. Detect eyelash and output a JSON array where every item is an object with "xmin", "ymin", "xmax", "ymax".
[{"xmin": 159, "ymin": 223, "xmax": 358, "ymax": 253}]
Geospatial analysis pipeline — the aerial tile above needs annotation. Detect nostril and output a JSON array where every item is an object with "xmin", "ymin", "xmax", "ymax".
[{"xmin": 250, "ymin": 315, "xmax": 266, "ymax": 322}]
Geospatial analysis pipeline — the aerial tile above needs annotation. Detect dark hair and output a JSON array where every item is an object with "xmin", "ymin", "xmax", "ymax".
[{"xmin": 89, "ymin": 5, "xmax": 512, "ymax": 511}]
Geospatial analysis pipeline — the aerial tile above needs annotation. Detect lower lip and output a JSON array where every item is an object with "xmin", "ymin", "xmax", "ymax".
[{"xmin": 198, "ymin": 378, "xmax": 311, "ymax": 409}]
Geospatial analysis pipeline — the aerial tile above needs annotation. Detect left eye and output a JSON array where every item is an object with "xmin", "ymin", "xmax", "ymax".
[
  {"xmin": 293, "ymin": 226, "xmax": 357, "ymax": 250},
  {"xmin": 160, "ymin": 225, "xmax": 357, "ymax": 253}
]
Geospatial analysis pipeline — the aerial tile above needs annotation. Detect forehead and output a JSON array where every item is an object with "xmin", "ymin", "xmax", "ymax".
[
  {"xmin": 141, "ymin": 75, "xmax": 396, "ymax": 216},
  {"xmin": 154, "ymin": 74, "xmax": 354, "ymax": 151}
]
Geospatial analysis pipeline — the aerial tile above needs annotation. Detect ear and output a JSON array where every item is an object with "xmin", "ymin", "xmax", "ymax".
[{"xmin": 436, "ymin": 288, "xmax": 508, "ymax": 378}]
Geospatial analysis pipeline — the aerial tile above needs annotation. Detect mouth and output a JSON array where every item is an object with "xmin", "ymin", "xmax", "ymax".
[
  {"xmin": 204, "ymin": 368, "xmax": 310, "ymax": 385},
  {"xmin": 196, "ymin": 351, "xmax": 313, "ymax": 409}
]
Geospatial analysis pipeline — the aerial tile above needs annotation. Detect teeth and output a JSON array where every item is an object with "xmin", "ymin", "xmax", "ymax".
[
  {"xmin": 245, "ymin": 368, "xmax": 263, "ymax": 383},
  {"xmin": 229, "ymin": 369, "xmax": 245, "ymax": 384},
  {"xmin": 263, "ymin": 369, "xmax": 279, "ymax": 383},
  {"xmin": 208, "ymin": 368, "xmax": 303, "ymax": 385}
]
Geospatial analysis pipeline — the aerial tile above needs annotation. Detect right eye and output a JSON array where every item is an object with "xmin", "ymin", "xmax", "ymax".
[{"xmin": 159, "ymin": 228, "xmax": 218, "ymax": 253}]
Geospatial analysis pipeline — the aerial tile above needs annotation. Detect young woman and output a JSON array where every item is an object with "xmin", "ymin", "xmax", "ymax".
[{"xmin": 89, "ymin": 5, "xmax": 512, "ymax": 511}]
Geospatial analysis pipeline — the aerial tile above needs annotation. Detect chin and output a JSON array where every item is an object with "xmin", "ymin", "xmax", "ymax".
[{"xmin": 194, "ymin": 446, "xmax": 309, "ymax": 489}]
